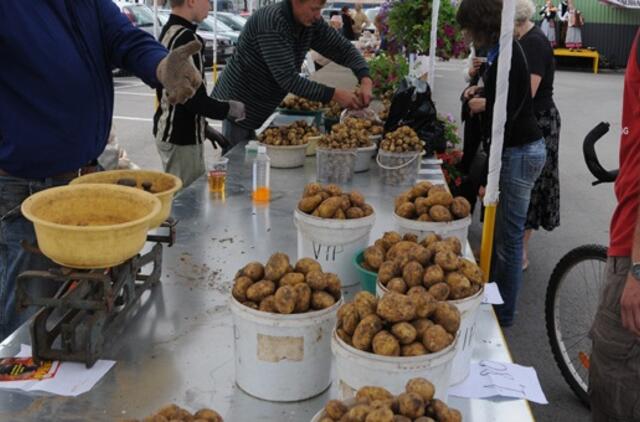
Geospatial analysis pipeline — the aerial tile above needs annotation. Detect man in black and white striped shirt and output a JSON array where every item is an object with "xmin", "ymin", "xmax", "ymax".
[{"xmin": 212, "ymin": 0, "xmax": 373, "ymax": 144}]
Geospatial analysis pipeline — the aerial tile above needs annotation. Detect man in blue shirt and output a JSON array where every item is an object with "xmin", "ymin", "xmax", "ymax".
[{"xmin": 0, "ymin": 0, "xmax": 203, "ymax": 340}]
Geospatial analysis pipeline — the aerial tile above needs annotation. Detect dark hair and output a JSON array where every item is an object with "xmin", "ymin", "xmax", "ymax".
[
  {"xmin": 330, "ymin": 10, "xmax": 339, "ymax": 17},
  {"xmin": 456, "ymin": 0, "xmax": 503, "ymax": 47},
  {"xmin": 341, "ymin": 6, "xmax": 349, "ymax": 13}
]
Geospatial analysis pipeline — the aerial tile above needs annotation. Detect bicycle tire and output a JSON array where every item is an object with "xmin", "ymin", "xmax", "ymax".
[{"xmin": 545, "ymin": 244, "xmax": 608, "ymax": 408}]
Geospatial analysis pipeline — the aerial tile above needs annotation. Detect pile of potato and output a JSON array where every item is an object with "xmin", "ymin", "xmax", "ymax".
[
  {"xmin": 319, "ymin": 118, "xmax": 383, "ymax": 150},
  {"xmin": 380, "ymin": 126, "xmax": 423, "ymax": 153},
  {"xmin": 319, "ymin": 379, "xmax": 461, "ymax": 422},
  {"xmin": 325, "ymin": 101, "xmax": 343, "ymax": 119},
  {"xmin": 232, "ymin": 253, "xmax": 341, "ymax": 313},
  {"xmin": 298, "ymin": 183, "xmax": 374, "ymax": 219},
  {"xmin": 280, "ymin": 95, "xmax": 324, "ymax": 111},
  {"xmin": 124, "ymin": 404, "xmax": 222, "ymax": 422},
  {"xmin": 378, "ymin": 98, "xmax": 391, "ymax": 122},
  {"xmin": 336, "ymin": 290, "xmax": 460, "ymax": 356},
  {"xmin": 395, "ymin": 182, "xmax": 471, "ymax": 222},
  {"xmin": 258, "ymin": 121, "xmax": 320, "ymax": 146},
  {"xmin": 363, "ymin": 231, "xmax": 484, "ymax": 301}
]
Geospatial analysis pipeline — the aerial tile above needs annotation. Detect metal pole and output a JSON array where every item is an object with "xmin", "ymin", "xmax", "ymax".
[
  {"xmin": 213, "ymin": 0, "xmax": 219, "ymax": 83},
  {"xmin": 153, "ymin": 0, "xmax": 158, "ymax": 39},
  {"xmin": 428, "ymin": 0, "xmax": 440, "ymax": 90}
]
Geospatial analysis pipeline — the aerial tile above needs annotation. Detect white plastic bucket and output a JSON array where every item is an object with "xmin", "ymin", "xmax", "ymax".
[
  {"xmin": 355, "ymin": 145, "xmax": 377, "ymax": 173},
  {"xmin": 377, "ymin": 150, "xmax": 421, "ymax": 186},
  {"xmin": 230, "ymin": 297, "xmax": 342, "ymax": 402},
  {"xmin": 261, "ymin": 143, "xmax": 308, "ymax": 169},
  {"xmin": 448, "ymin": 286, "xmax": 484, "ymax": 385},
  {"xmin": 332, "ymin": 330, "xmax": 457, "ymax": 402},
  {"xmin": 294, "ymin": 209, "xmax": 375, "ymax": 287},
  {"xmin": 393, "ymin": 213, "xmax": 471, "ymax": 247}
]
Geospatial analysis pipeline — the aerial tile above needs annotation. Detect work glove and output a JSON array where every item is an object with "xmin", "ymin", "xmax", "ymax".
[
  {"xmin": 156, "ymin": 40, "xmax": 202, "ymax": 105},
  {"xmin": 228, "ymin": 100, "xmax": 246, "ymax": 122}
]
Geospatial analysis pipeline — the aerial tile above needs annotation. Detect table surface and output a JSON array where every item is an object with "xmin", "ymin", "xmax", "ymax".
[{"xmin": 0, "ymin": 132, "xmax": 535, "ymax": 421}]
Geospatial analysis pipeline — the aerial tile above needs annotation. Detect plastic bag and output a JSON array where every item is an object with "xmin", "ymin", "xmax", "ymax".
[
  {"xmin": 340, "ymin": 107, "xmax": 382, "ymax": 124},
  {"xmin": 384, "ymin": 78, "xmax": 445, "ymax": 155}
]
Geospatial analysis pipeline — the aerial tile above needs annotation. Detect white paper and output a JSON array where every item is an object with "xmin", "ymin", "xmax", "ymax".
[
  {"xmin": 448, "ymin": 360, "xmax": 548, "ymax": 404},
  {"xmin": 483, "ymin": 282, "xmax": 504, "ymax": 305},
  {"xmin": 0, "ymin": 345, "xmax": 116, "ymax": 397}
]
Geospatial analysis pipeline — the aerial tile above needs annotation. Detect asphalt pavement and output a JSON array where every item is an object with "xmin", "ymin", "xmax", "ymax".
[{"xmin": 112, "ymin": 60, "xmax": 625, "ymax": 422}]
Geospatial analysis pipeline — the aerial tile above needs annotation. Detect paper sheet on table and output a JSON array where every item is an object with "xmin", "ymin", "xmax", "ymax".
[
  {"xmin": 448, "ymin": 360, "xmax": 548, "ymax": 404},
  {"xmin": 482, "ymin": 282, "xmax": 504, "ymax": 305},
  {"xmin": 0, "ymin": 345, "xmax": 115, "ymax": 397}
]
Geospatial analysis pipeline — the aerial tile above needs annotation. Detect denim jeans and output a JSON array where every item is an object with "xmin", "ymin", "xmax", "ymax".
[
  {"xmin": 492, "ymin": 139, "xmax": 547, "ymax": 326},
  {"xmin": 0, "ymin": 176, "xmax": 65, "ymax": 340}
]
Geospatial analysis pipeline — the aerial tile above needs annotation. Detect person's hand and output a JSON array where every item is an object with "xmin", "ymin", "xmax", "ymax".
[
  {"xmin": 621, "ymin": 274, "xmax": 640, "ymax": 336},
  {"xmin": 358, "ymin": 77, "xmax": 373, "ymax": 107},
  {"xmin": 468, "ymin": 98, "xmax": 486, "ymax": 115},
  {"xmin": 156, "ymin": 40, "xmax": 202, "ymax": 105},
  {"xmin": 478, "ymin": 185, "xmax": 486, "ymax": 198},
  {"xmin": 227, "ymin": 100, "xmax": 246, "ymax": 122},
  {"xmin": 469, "ymin": 57, "xmax": 483, "ymax": 78},
  {"xmin": 333, "ymin": 88, "xmax": 363, "ymax": 109},
  {"xmin": 463, "ymin": 85, "xmax": 479, "ymax": 100}
]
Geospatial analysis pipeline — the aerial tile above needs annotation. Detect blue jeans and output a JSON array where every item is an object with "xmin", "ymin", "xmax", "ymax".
[
  {"xmin": 492, "ymin": 139, "xmax": 547, "ymax": 326},
  {"xmin": 0, "ymin": 176, "xmax": 65, "ymax": 340}
]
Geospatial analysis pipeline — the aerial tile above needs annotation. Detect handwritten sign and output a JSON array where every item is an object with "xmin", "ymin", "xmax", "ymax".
[
  {"xmin": 312, "ymin": 243, "xmax": 345, "ymax": 262},
  {"xmin": 448, "ymin": 360, "xmax": 548, "ymax": 404}
]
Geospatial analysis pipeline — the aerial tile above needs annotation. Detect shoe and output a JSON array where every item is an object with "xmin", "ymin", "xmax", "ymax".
[{"xmin": 522, "ymin": 259, "xmax": 529, "ymax": 271}]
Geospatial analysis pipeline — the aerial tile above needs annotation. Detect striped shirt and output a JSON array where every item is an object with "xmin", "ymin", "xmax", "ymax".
[{"xmin": 212, "ymin": 0, "xmax": 370, "ymax": 130}]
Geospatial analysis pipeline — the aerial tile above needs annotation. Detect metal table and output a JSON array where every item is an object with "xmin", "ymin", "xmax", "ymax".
[{"xmin": 0, "ymin": 140, "xmax": 534, "ymax": 422}]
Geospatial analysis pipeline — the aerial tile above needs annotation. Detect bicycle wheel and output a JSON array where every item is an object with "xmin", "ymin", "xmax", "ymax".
[{"xmin": 545, "ymin": 244, "xmax": 608, "ymax": 408}]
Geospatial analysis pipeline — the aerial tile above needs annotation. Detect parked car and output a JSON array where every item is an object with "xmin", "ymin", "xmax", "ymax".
[
  {"xmin": 115, "ymin": 1, "xmax": 162, "ymax": 36},
  {"xmin": 215, "ymin": 12, "xmax": 247, "ymax": 31},
  {"xmin": 200, "ymin": 15, "xmax": 240, "ymax": 45},
  {"xmin": 210, "ymin": 0, "xmax": 237, "ymax": 13}
]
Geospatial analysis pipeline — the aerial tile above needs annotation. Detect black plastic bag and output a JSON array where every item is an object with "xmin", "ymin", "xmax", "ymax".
[{"xmin": 384, "ymin": 79, "xmax": 446, "ymax": 155}]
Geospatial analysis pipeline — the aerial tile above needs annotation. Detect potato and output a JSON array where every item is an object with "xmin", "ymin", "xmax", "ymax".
[
  {"xmin": 318, "ymin": 191, "xmax": 330, "ymax": 201},
  {"xmin": 407, "ymin": 285, "xmax": 427, "ymax": 295},
  {"xmin": 295, "ymin": 257, "xmax": 322, "ymax": 275},
  {"xmin": 347, "ymin": 207, "xmax": 366, "ymax": 219},
  {"xmin": 420, "ymin": 233, "xmax": 441, "ymax": 248},
  {"xmin": 434, "ymin": 251, "xmax": 460, "ymax": 272},
  {"xmin": 362, "ymin": 203, "xmax": 374, "ymax": 216},
  {"xmin": 364, "ymin": 246, "xmax": 386, "ymax": 271},
  {"xmin": 193, "ymin": 408, "xmax": 223, "ymax": 422},
  {"xmin": 402, "ymin": 261, "xmax": 424, "ymax": 288},
  {"xmin": 245, "ymin": 280, "xmax": 276, "ymax": 302},
  {"xmin": 414, "ymin": 418, "xmax": 436, "ymax": 422},
  {"xmin": 264, "ymin": 253, "xmax": 290, "ymax": 281},
  {"xmin": 303, "ymin": 182, "xmax": 323, "ymax": 197},
  {"xmin": 403, "ymin": 233, "xmax": 418, "ymax": 243},
  {"xmin": 408, "ymin": 290, "xmax": 437, "ymax": 318},
  {"xmin": 242, "ymin": 301, "xmax": 259, "ymax": 310},
  {"xmin": 394, "ymin": 193, "xmax": 411, "ymax": 210},
  {"xmin": 396, "ymin": 202, "xmax": 417, "ymax": 219},
  {"xmin": 391, "ymin": 322, "xmax": 418, "ymax": 345},
  {"xmin": 335, "ymin": 208, "xmax": 347, "ymax": 220},
  {"xmin": 414, "ymin": 181, "xmax": 433, "ymax": 197},
  {"xmin": 312, "ymin": 208, "xmax": 321, "ymax": 217},
  {"xmin": 345, "ymin": 404, "xmax": 373, "ymax": 421},
  {"xmin": 364, "ymin": 407, "xmax": 394, "ymax": 422},
  {"xmin": 425, "ymin": 190, "xmax": 453, "ymax": 207},
  {"xmin": 387, "ymin": 277, "xmax": 408, "ymax": 294},
  {"xmin": 172, "ymin": 408, "xmax": 194, "ymax": 421},
  {"xmin": 443, "ymin": 237, "xmax": 462, "ymax": 255},
  {"xmin": 428, "ymin": 283, "xmax": 451, "ymax": 301},
  {"xmin": 397, "ymin": 392, "xmax": 425, "ymax": 418},
  {"xmin": 324, "ymin": 183, "xmax": 342, "ymax": 196},
  {"xmin": 447, "ymin": 409, "xmax": 463, "ymax": 422},
  {"xmin": 354, "ymin": 291, "xmax": 378, "ymax": 319},
  {"xmin": 143, "ymin": 416, "xmax": 168, "ymax": 422},
  {"xmin": 406, "ymin": 378, "xmax": 435, "ymax": 403},
  {"xmin": 423, "ymin": 324, "xmax": 454, "ymax": 352},
  {"xmin": 318, "ymin": 196, "xmax": 343, "ymax": 218},
  {"xmin": 393, "ymin": 416, "xmax": 412, "ymax": 422},
  {"xmin": 325, "ymin": 399, "xmax": 349, "ymax": 419},
  {"xmin": 338, "ymin": 303, "xmax": 361, "ymax": 335},
  {"xmin": 337, "ymin": 328, "xmax": 353, "ymax": 345},
  {"xmin": 401, "ymin": 342, "xmax": 428, "ymax": 356},
  {"xmin": 414, "ymin": 197, "xmax": 430, "ymax": 216},
  {"xmin": 349, "ymin": 191, "xmax": 366, "ymax": 207},
  {"xmin": 433, "ymin": 302, "xmax": 461, "ymax": 334},
  {"xmin": 451, "ymin": 197, "xmax": 471, "ymax": 219},
  {"xmin": 274, "ymin": 285, "xmax": 297, "ymax": 314},
  {"xmin": 356, "ymin": 386, "xmax": 394, "ymax": 403},
  {"xmin": 306, "ymin": 270, "xmax": 326, "ymax": 290},
  {"xmin": 423, "ymin": 265, "xmax": 445, "ymax": 288},
  {"xmin": 259, "ymin": 295, "xmax": 277, "ymax": 312},
  {"xmin": 372, "ymin": 330, "xmax": 401, "ymax": 356},
  {"xmin": 426, "ymin": 399, "xmax": 452, "ymax": 422},
  {"xmin": 293, "ymin": 283, "xmax": 312, "ymax": 312},
  {"xmin": 408, "ymin": 245, "xmax": 431, "ymax": 267},
  {"xmin": 382, "ymin": 231, "xmax": 402, "ymax": 246},
  {"xmin": 232, "ymin": 276, "xmax": 253, "ymax": 302},
  {"xmin": 412, "ymin": 318, "xmax": 434, "ymax": 341},
  {"xmin": 431, "ymin": 240, "xmax": 454, "ymax": 255},
  {"xmin": 352, "ymin": 314, "xmax": 384, "ymax": 351},
  {"xmin": 369, "ymin": 399, "xmax": 394, "ymax": 410},
  {"xmin": 279, "ymin": 272, "xmax": 305, "ymax": 287},
  {"xmin": 428, "ymin": 205, "xmax": 453, "ymax": 222},
  {"xmin": 340, "ymin": 194, "xmax": 352, "ymax": 211},
  {"xmin": 376, "ymin": 292, "xmax": 416, "ymax": 323},
  {"xmin": 446, "ymin": 272, "xmax": 472, "ymax": 300},
  {"xmin": 417, "ymin": 213, "xmax": 432, "ymax": 222},
  {"xmin": 378, "ymin": 261, "xmax": 399, "ymax": 285},
  {"xmin": 298, "ymin": 194, "xmax": 323, "ymax": 213},
  {"xmin": 241, "ymin": 262, "xmax": 265, "ymax": 281},
  {"xmin": 324, "ymin": 273, "xmax": 342, "ymax": 299},
  {"xmin": 156, "ymin": 404, "xmax": 181, "ymax": 419},
  {"xmin": 459, "ymin": 258, "xmax": 483, "ymax": 285},
  {"xmin": 386, "ymin": 241, "xmax": 416, "ymax": 261},
  {"xmin": 311, "ymin": 291, "xmax": 336, "ymax": 310}
]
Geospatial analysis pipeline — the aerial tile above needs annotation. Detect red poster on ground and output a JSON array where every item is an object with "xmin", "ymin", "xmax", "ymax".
[{"xmin": 0, "ymin": 357, "xmax": 60, "ymax": 381}]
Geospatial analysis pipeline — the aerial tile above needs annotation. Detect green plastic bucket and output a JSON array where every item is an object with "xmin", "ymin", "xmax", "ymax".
[{"xmin": 353, "ymin": 250, "xmax": 378, "ymax": 294}]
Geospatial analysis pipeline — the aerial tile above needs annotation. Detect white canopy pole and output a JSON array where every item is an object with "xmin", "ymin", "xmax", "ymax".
[
  {"xmin": 153, "ymin": 0, "xmax": 158, "ymax": 39},
  {"xmin": 213, "ymin": 0, "xmax": 218, "ymax": 82},
  {"xmin": 428, "ymin": 0, "xmax": 441, "ymax": 90}
]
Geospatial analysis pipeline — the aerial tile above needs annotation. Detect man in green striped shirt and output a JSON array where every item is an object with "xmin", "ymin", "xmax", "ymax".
[{"xmin": 212, "ymin": 0, "xmax": 372, "ymax": 144}]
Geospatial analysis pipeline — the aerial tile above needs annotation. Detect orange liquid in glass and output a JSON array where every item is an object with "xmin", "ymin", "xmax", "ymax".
[
  {"xmin": 252, "ymin": 186, "xmax": 270, "ymax": 202},
  {"xmin": 208, "ymin": 171, "xmax": 226, "ymax": 193}
]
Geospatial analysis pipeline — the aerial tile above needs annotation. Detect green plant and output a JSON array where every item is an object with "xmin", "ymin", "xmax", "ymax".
[
  {"xmin": 368, "ymin": 53, "xmax": 410, "ymax": 97},
  {"xmin": 436, "ymin": 114, "xmax": 463, "ymax": 187}
]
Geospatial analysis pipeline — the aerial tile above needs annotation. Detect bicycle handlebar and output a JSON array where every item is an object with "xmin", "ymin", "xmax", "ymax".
[{"xmin": 582, "ymin": 122, "xmax": 618, "ymax": 185}]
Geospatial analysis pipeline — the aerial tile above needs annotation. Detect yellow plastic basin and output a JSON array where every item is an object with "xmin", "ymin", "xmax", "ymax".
[
  {"xmin": 21, "ymin": 184, "xmax": 161, "ymax": 269},
  {"xmin": 70, "ymin": 170, "xmax": 182, "ymax": 228}
]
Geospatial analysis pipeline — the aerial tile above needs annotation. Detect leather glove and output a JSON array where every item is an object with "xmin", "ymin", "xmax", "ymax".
[
  {"xmin": 227, "ymin": 100, "xmax": 246, "ymax": 122},
  {"xmin": 156, "ymin": 40, "xmax": 202, "ymax": 105}
]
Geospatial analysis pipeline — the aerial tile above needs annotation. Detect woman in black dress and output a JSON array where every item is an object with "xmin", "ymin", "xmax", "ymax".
[
  {"xmin": 515, "ymin": 0, "xmax": 561, "ymax": 270},
  {"xmin": 341, "ymin": 6, "xmax": 356, "ymax": 41}
]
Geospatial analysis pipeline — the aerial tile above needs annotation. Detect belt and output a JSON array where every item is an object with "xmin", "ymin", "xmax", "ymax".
[{"xmin": 0, "ymin": 162, "xmax": 99, "ymax": 181}]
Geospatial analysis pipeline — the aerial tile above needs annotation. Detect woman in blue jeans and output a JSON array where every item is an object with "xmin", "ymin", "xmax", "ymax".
[{"xmin": 457, "ymin": 0, "xmax": 547, "ymax": 326}]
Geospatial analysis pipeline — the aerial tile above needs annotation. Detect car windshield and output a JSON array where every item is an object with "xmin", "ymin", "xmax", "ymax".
[
  {"xmin": 218, "ymin": 14, "xmax": 245, "ymax": 31},
  {"xmin": 124, "ymin": 5, "xmax": 156, "ymax": 27},
  {"xmin": 199, "ymin": 17, "xmax": 234, "ymax": 33}
]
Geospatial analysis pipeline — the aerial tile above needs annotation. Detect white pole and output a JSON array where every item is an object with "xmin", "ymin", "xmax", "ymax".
[
  {"xmin": 213, "ymin": 0, "xmax": 218, "ymax": 82},
  {"xmin": 484, "ymin": 0, "xmax": 516, "ymax": 205},
  {"xmin": 428, "ymin": 0, "xmax": 440, "ymax": 90},
  {"xmin": 153, "ymin": 0, "xmax": 158, "ymax": 39}
]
